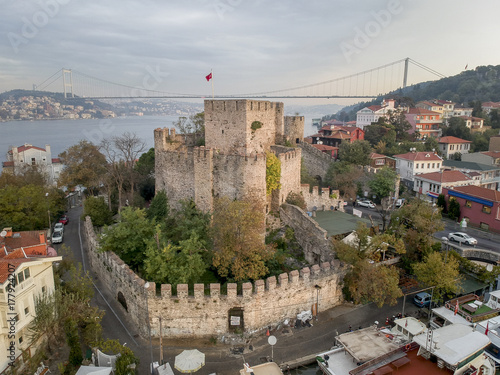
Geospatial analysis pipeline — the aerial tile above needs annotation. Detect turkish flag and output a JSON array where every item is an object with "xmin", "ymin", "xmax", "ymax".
[
  {"xmin": 485, "ymin": 322, "xmax": 489, "ymax": 336},
  {"xmin": 206, "ymin": 72, "xmax": 212, "ymax": 81},
  {"xmin": 454, "ymin": 300, "xmax": 459, "ymax": 316}
]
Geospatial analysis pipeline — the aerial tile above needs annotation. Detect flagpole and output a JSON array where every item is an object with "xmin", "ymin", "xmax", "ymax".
[{"xmin": 211, "ymin": 69, "xmax": 214, "ymax": 99}]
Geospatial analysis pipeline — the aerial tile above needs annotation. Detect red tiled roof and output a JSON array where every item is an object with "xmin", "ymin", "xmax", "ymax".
[
  {"xmin": 407, "ymin": 108, "xmax": 441, "ymax": 115},
  {"xmin": 417, "ymin": 101, "xmax": 440, "ymax": 107},
  {"xmin": 438, "ymin": 136, "xmax": 472, "ymax": 144},
  {"xmin": 449, "ymin": 185, "xmax": 500, "ymax": 202},
  {"xmin": 482, "ymin": 102, "xmax": 500, "ymax": 108},
  {"xmin": 370, "ymin": 152, "xmax": 386, "ymax": 159},
  {"xmin": 481, "ymin": 151, "xmax": 500, "ymax": 158},
  {"xmin": 312, "ymin": 144, "xmax": 338, "ymax": 151},
  {"xmin": 458, "ymin": 116, "xmax": 484, "ymax": 121},
  {"xmin": 0, "ymin": 258, "xmax": 35, "ymax": 283},
  {"xmin": 0, "ymin": 230, "xmax": 46, "ymax": 253},
  {"xmin": 416, "ymin": 170, "xmax": 472, "ymax": 183},
  {"xmin": 367, "ymin": 105, "xmax": 382, "ymax": 111},
  {"xmin": 394, "ymin": 152, "xmax": 442, "ymax": 162},
  {"xmin": 52, "ymin": 158, "xmax": 61, "ymax": 163},
  {"xmin": 2, "ymin": 161, "xmax": 14, "ymax": 167},
  {"xmin": 8, "ymin": 144, "xmax": 47, "ymax": 154}
]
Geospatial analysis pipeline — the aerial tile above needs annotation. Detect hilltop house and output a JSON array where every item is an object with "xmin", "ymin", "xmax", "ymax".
[
  {"xmin": 394, "ymin": 151, "xmax": 443, "ymax": 189},
  {"xmin": 355, "ymin": 99, "xmax": 396, "ymax": 129},
  {"xmin": 2, "ymin": 144, "xmax": 62, "ymax": 185},
  {"xmin": 414, "ymin": 170, "xmax": 478, "ymax": 203},
  {"xmin": 405, "ymin": 108, "xmax": 442, "ymax": 139},
  {"xmin": 462, "ymin": 151, "xmax": 500, "ymax": 167},
  {"xmin": 0, "ymin": 228, "xmax": 61, "ymax": 372},
  {"xmin": 438, "ymin": 136, "xmax": 472, "ymax": 159},
  {"xmin": 443, "ymin": 160, "xmax": 500, "ymax": 191}
]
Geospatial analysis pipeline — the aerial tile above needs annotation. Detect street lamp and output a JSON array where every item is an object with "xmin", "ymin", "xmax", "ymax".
[
  {"xmin": 314, "ymin": 285, "xmax": 322, "ymax": 321},
  {"xmin": 441, "ymin": 236, "xmax": 449, "ymax": 263},
  {"xmin": 45, "ymin": 192, "xmax": 51, "ymax": 233},
  {"xmin": 144, "ymin": 282, "xmax": 154, "ymax": 375}
]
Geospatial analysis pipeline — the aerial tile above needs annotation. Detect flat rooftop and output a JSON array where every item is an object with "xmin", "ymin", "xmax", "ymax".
[
  {"xmin": 312, "ymin": 210, "xmax": 371, "ymax": 237},
  {"xmin": 336, "ymin": 326, "xmax": 400, "ymax": 363}
]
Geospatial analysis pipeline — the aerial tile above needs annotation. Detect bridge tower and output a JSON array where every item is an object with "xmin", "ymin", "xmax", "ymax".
[
  {"xmin": 403, "ymin": 58, "xmax": 409, "ymax": 89},
  {"xmin": 62, "ymin": 69, "xmax": 74, "ymax": 99}
]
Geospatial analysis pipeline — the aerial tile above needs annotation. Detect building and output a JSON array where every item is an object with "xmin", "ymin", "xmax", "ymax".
[
  {"xmin": 414, "ymin": 170, "xmax": 478, "ymax": 203},
  {"xmin": 405, "ymin": 108, "xmax": 442, "ymax": 139},
  {"xmin": 452, "ymin": 107, "xmax": 473, "ymax": 117},
  {"xmin": 459, "ymin": 116, "xmax": 485, "ymax": 133},
  {"xmin": 482, "ymin": 101, "xmax": 500, "ymax": 115},
  {"xmin": 155, "ymin": 100, "xmax": 305, "ymax": 214},
  {"xmin": 462, "ymin": 151, "xmax": 500, "ymax": 167},
  {"xmin": 438, "ymin": 136, "xmax": 472, "ymax": 159},
  {"xmin": 2, "ymin": 144, "xmax": 62, "ymax": 185},
  {"xmin": 309, "ymin": 124, "xmax": 365, "ymax": 149},
  {"xmin": 489, "ymin": 133, "xmax": 500, "ymax": 152},
  {"xmin": 367, "ymin": 152, "xmax": 396, "ymax": 173},
  {"xmin": 394, "ymin": 151, "xmax": 443, "ymax": 188},
  {"xmin": 355, "ymin": 99, "xmax": 396, "ymax": 129},
  {"xmin": 442, "ymin": 185, "xmax": 500, "ymax": 232},
  {"xmin": 443, "ymin": 160, "xmax": 500, "ymax": 191},
  {"xmin": 0, "ymin": 228, "xmax": 61, "ymax": 372}
]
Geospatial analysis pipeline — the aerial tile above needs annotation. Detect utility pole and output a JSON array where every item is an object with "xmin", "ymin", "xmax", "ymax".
[{"xmin": 159, "ymin": 316, "xmax": 163, "ymax": 365}]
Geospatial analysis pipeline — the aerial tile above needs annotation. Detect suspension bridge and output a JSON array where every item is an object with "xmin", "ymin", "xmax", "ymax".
[{"xmin": 33, "ymin": 58, "xmax": 445, "ymax": 100}]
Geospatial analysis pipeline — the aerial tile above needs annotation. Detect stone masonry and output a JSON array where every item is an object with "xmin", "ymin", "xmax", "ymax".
[{"xmin": 84, "ymin": 216, "xmax": 347, "ymax": 339}]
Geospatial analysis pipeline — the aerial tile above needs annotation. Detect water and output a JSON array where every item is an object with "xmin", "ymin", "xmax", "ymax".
[
  {"xmin": 0, "ymin": 116, "xmax": 179, "ymax": 161},
  {"xmin": 1, "ymin": 114, "xmax": 321, "ymax": 162}
]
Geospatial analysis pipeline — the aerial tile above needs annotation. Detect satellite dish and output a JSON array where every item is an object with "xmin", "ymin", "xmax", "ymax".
[
  {"xmin": 0, "ymin": 231, "xmax": 6, "ymax": 238},
  {"xmin": 268, "ymin": 335, "xmax": 277, "ymax": 346},
  {"xmin": 487, "ymin": 264, "xmax": 494, "ymax": 272}
]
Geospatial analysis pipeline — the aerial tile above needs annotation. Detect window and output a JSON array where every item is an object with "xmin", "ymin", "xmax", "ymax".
[
  {"xmin": 432, "ymin": 163, "xmax": 435, "ymax": 168},
  {"xmin": 427, "ymin": 163, "xmax": 430, "ymax": 168},
  {"xmin": 483, "ymin": 206, "xmax": 492, "ymax": 214},
  {"xmin": 41, "ymin": 286, "xmax": 46, "ymax": 294},
  {"xmin": 24, "ymin": 268, "xmax": 30, "ymax": 279},
  {"xmin": 31, "ymin": 157, "xmax": 36, "ymax": 165},
  {"xmin": 18, "ymin": 336, "xmax": 23, "ymax": 344},
  {"xmin": 17, "ymin": 272, "xmax": 24, "ymax": 284},
  {"xmin": 436, "ymin": 163, "xmax": 440, "ymax": 168},
  {"xmin": 416, "ymin": 163, "xmax": 419, "ymax": 169},
  {"xmin": 465, "ymin": 200, "xmax": 472, "ymax": 208},
  {"xmin": 24, "ymin": 306, "xmax": 29, "ymax": 315}
]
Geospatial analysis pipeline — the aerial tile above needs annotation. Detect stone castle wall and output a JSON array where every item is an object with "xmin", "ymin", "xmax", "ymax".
[
  {"xmin": 284, "ymin": 116, "xmax": 305, "ymax": 145},
  {"xmin": 84, "ymin": 216, "xmax": 346, "ymax": 339},
  {"xmin": 301, "ymin": 185, "xmax": 344, "ymax": 212},
  {"xmin": 269, "ymin": 145, "xmax": 302, "ymax": 211},
  {"xmin": 280, "ymin": 203, "xmax": 336, "ymax": 264},
  {"xmin": 204, "ymin": 100, "xmax": 284, "ymax": 154},
  {"xmin": 299, "ymin": 141, "xmax": 334, "ymax": 180}
]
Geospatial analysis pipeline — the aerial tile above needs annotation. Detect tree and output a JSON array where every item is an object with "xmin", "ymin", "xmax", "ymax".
[
  {"xmin": 99, "ymin": 207, "xmax": 155, "ymax": 270},
  {"xmin": 0, "ymin": 163, "xmax": 50, "ymax": 188},
  {"xmin": 147, "ymin": 190, "xmax": 169, "ymax": 222},
  {"xmin": 99, "ymin": 339, "xmax": 139, "ymax": 375},
  {"xmin": 443, "ymin": 117, "xmax": 471, "ymax": 140},
  {"xmin": 65, "ymin": 318, "xmax": 83, "ymax": 367},
  {"xmin": 135, "ymin": 147, "xmax": 155, "ymax": 201},
  {"xmin": 390, "ymin": 198, "xmax": 444, "ymax": 263},
  {"xmin": 413, "ymin": 251, "xmax": 462, "ymax": 302},
  {"xmin": 448, "ymin": 197, "xmax": 460, "ymax": 221},
  {"xmin": 83, "ymin": 196, "xmax": 113, "ymax": 227},
  {"xmin": 101, "ymin": 133, "xmax": 146, "ymax": 212},
  {"xmin": 0, "ymin": 184, "xmax": 65, "ymax": 231},
  {"xmin": 174, "ymin": 112, "xmax": 205, "ymax": 145},
  {"xmin": 143, "ymin": 230, "xmax": 208, "ymax": 285},
  {"xmin": 437, "ymin": 194, "xmax": 446, "ymax": 212},
  {"xmin": 266, "ymin": 152, "xmax": 281, "ymax": 195},
  {"xmin": 343, "ymin": 261, "xmax": 402, "ymax": 307},
  {"xmin": 368, "ymin": 167, "xmax": 399, "ymax": 231},
  {"xmin": 58, "ymin": 140, "xmax": 107, "ymax": 195},
  {"xmin": 164, "ymin": 199, "xmax": 211, "ymax": 246},
  {"xmin": 333, "ymin": 223, "xmax": 404, "ymax": 307},
  {"xmin": 339, "ymin": 140, "xmax": 372, "ymax": 166},
  {"xmin": 325, "ymin": 161, "xmax": 364, "ymax": 200},
  {"xmin": 211, "ymin": 197, "xmax": 275, "ymax": 281}
]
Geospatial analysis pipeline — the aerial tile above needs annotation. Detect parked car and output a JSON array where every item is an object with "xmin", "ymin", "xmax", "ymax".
[
  {"xmin": 413, "ymin": 292, "xmax": 432, "ymax": 308},
  {"xmin": 54, "ymin": 222, "xmax": 64, "ymax": 233},
  {"xmin": 448, "ymin": 232, "xmax": 477, "ymax": 246},
  {"xmin": 395, "ymin": 199, "xmax": 405, "ymax": 208},
  {"xmin": 357, "ymin": 199, "xmax": 375, "ymax": 209},
  {"xmin": 59, "ymin": 215, "xmax": 69, "ymax": 225},
  {"xmin": 52, "ymin": 230, "xmax": 63, "ymax": 244}
]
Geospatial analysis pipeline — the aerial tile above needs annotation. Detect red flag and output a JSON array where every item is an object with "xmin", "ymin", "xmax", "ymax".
[
  {"xmin": 405, "ymin": 319, "xmax": 408, "ymax": 328},
  {"xmin": 464, "ymin": 64, "xmax": 468, "ymax": 70},
  {"xmin": 485, "ymin": 322, "xmax": 489, "ymax": 336},
  {"xmin": 205, "ymin": 72, "xmax": 212, "ymax": 81},
  {"xmin": 454, "ymin": 300, "xmax": 459, "ymax": 316}
]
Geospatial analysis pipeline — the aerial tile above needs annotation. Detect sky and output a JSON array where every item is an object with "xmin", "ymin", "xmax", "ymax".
[{"xmin": 2, "ymin": 0, "xmax": 500, "ymax": 107}]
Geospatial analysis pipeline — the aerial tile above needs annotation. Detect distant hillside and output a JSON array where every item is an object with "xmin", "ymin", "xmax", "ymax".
[
  {"xmin": 0, "ymin": 89, "xmax": 118, "ymax": 112},
  {"xmin": 326, "ymin": 64, "xmax": 500, "ymax": 121}
]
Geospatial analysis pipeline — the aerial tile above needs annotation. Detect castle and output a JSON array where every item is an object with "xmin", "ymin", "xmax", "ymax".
[{"xmin": 154, "ymin": 99, "xmax": 305, "ymax": 213}]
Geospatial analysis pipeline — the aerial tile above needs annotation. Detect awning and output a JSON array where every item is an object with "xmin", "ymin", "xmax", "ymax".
[
  {"xmin": 427, "ymin": 192, "xmax": 439, "ymax": 198},
  {"xmin": 458, "ymin": 275, "xmax": 489, "ymax": 296}
]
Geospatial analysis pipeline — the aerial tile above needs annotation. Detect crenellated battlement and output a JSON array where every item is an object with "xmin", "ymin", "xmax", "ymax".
[
  {"xmin": 205, "ymin": 99, "xmax": 284, "ymax": 114},
  {"xmin": 300, "ymin": 184, "xmax": 344, "ymax": 212},
  {"xmin": 84, "ymin": 215, "xmax": 346, "ymax": 339},
  {"xmin": 154, "ymin": 127, "xmax": 187, "ymax": 152}
]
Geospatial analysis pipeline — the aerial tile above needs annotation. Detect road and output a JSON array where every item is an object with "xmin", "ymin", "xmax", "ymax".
[{"xmin": 344, "ymin": 204, "xmax": 500, "ymax": 253}]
